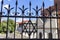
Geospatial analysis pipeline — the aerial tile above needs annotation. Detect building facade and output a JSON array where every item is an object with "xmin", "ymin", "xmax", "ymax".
[{"xmin": 41, "ymin": 0, "xmax": 60, "ymax": 38}]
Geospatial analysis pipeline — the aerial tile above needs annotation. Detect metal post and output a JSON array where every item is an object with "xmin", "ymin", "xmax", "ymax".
[
  {"xmin": 21, "ymin": 5, "xmax": 24, "ymax": 39},
  {"xmin": 19, "ymin": 5, "xmax": 28, "ymax": 39},
  {"xmin": 42, "ymin": 1, "xmax": 45, "ymax": 39},
  {"xmin": 55, "ymin": 3, "xmax": 59, "ymax": 39},
  {"xmin": 46, "ymin": 7, "xmax": 52, "ymax": 39},
  {"xmin": 36, "ymin": 6, "xmax": 38, "ymax": 38},
  {"xmin": 4, "ymin": 4, "xmax": 9, "ymax": 39},
  {"xmin": 33, "ymin": 6, "xmax": 41, "ymax": 39},
  {"xmin": 0, "ymin": 0, "xmax": 3, "ymax": 32},
  {"xmin": 48, "ymin": 33, "xmax": 52, "ymax": 39},
  {"xmin": 49, "ymin": 7, "xmax": 52, "ymax": 39},
  {"xmin": 29, "ymin": 1, "xmax": 32, "ymax": 39},
  {"xmin": 4, "ymin": 4, "xmax": 14, "ymax": 39},
  {"xmin": 39, "ymin": 32, "xmax": 42, "ymax": 39},
  {"xmin": 14, "ymin": 0, "xmax": 18, "ymax": 39},
  {"xmin": 6, "ymin": 5, "xmax": 10, "ymax": 39}
]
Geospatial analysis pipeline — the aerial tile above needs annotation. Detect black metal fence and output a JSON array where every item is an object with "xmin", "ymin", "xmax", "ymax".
[{"xmin": 0, "ymin": 0, "xmax": 59, "ymax": 39}]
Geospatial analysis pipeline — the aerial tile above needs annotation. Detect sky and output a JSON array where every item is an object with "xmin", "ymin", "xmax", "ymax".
[{"xmin": 0, "ymin": 0, "xmax": 54, "ymax": 22}]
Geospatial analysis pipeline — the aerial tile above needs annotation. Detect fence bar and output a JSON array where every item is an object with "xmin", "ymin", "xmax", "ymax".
[
  {"xmin": 21, "ymin": 5, "xmax": 24, "ymax": 39},
  {"xmin": 36, "ymin": 6, "xmax": 38, "ymax": 39},
  {"xmin": 19, "ymin": 4, "xmax": 28, "ymax": 39},
  {"xmin": 14, "ymin": 0, "xmax": 18, "ymax": 39},
  {"xmin": 4, "ymin": 4, "xmax": 10, "ymax": 39},
  {"xmin": 33, "ymin": 5, "xmax": 41, "ymax": 39},
  {"xmin": 49, "ymin": 7, "xmax": 52, "ymax": 38},
  {"xmin": 29, "ymin": 1, "xmax": 31, "ymax": 39},
  {"xmin": 48, "ymin": 33, "xmax": 52, "ymax": 39},
  {"xmin": 0, "ymin": 0, "xmax": 3, "ymax": 34},
  {"xmin": 0, "ymin": 16, "xmax": 60, "ymax": 18},
  {"xmin": 42, "ymin": 2, "xmax": 45, "ymax": 39},
  {"xmin": 46, "ymin": 7, "xmax": 53, "ymax": 39},
  {"xmin": 39, "ymin": 32, "xmax": 42, "ymax": 39},
  {"xmin": 55, "ymin": 3, "xmax": 59, "ymax": 39}
]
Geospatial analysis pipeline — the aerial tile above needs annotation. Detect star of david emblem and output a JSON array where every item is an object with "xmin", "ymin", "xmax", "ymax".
[{"xmin": 23, "ymin": 20, "xmax": 37, "ymax": 38}]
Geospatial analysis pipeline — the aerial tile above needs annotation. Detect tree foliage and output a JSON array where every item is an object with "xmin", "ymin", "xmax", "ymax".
[{"xmin": 0, "ymin": 19, "xmax": 15, "ymax": 33}]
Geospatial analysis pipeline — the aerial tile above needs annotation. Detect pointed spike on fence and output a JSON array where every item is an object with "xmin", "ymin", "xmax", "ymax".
[
  {"xmin": 22, "ymin": 5, "xmax": 24, "ymax": 9},
  {"xmin": 9, "ymin": 4, "xmax": 10, "ymax": 8},
  {"xmin": 36, "ymin": 5, "xmax": 38, "ymax": 9},
  {"xmin": 43, "ymin": 2, "xmax": 45, "ymax": 7},
  {"xmin": 29, "ymin": 1, "xmax": 31, "ymax": 6},
  {"xmin": 2, "ymin": 0, "xmax": 3, "ymax": 4},
  {"xmin": 16, "ymin": 0, "xmax": 18, "ymax": 5}
]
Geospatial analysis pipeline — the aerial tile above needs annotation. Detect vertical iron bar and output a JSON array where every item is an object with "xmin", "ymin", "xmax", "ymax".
[
  {"xmin": 46, "ymin": 7, "xmax": 52, "ymax": 39},
  {"xmin": 1, "ymin": 0, "xmax": 3, "ymax": 12},
  {"xmin": 33, "ymin": 6, "xmax": 41, "ymax": 39},
  {"xmin": 4, "ymin": 4, "xmax": 14, "ymax": 39},
  {"xmin": 49, "ymin": 7, "xmax": 52, "ymax": 39},
  {"xmin": 29, "ymin": 1, "xmax": 31, "ymax": 39},
  {"xmin": 0, "ymin": 0, "xmax": 3, "ymax": 33},
  {"xmin": 39, "ymin": 32, "xmax": 42, "ymax": 39},
  {"xmin": 55, "ymin": 3, "xmax": 59, "ymax": 39},
  {"xmin": 19, "ymin": 5, "xmax": 28, "ymax": 39},
  {"xmin": 14, "ymin": 0, "xmax": 18, "ymax": 39},
  {"xmin": 21, "ymin": 5, "xmax": 24, "ymax": 39},
  {"xmin": 6, "ymin": 4, "xmax": 10, "ymax": 39},
  {"xmin": 36, "ymin": 6, "xmax": 38, "ymax": 39},
  {"xmin": 48, "ymin": 33, "xmax": 52, "ymax": 39},
  {"xmin": 42, "ymin": 2, "xmax": 45, "ymax": 39}
]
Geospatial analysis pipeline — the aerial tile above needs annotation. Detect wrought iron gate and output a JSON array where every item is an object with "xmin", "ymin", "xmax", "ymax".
[{"xmin": 0, "ymin": 0, "xmax": 59, "ymax": 39}]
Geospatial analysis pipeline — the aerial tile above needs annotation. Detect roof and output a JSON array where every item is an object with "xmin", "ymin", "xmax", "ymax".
[
  {"xmin": 16, "ymin": 20, "xmax": 29, "ymax": 25},
  {"xmin": 17, "ymin": 20, "xmax": 37, "ymax": 25}
]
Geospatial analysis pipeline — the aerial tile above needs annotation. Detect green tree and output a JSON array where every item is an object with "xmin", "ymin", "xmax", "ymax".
[{"xmin": 1, "ymin": 19, "xmax": 15, "ymax": 33}]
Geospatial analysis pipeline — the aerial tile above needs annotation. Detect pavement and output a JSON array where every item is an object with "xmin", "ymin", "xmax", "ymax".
[{"xmin": 0, "ymin": 31, "xmax": 36, "ymax": 39}]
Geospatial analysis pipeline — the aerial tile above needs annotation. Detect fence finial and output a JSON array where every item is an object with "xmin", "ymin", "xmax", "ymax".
[
  {"xmin": 29, "ymin": 1, "xmax": 31, "ymax": 6},
  {"xmin": 36, "ymin": 5, "xmax": 38, "ymax": 9},
  {"xmin": 22, "ymin": 5, "xmax": 24, "ymax": 9},
  {"xmin": 16, "ymin": 0, "xmax": 18, "ymax": 5},
  {"xmin": 2, "ymin": 0, "xmax": 3, "ymax": 4},
  {"xmin": 9, "ymin": 4, "xmax": 10, "ymax": 9}
]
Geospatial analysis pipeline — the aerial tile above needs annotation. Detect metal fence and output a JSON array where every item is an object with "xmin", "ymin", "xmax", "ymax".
[{"xmin": 0, "ymin": 0, "xmax": 59, "ymax": 39}]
